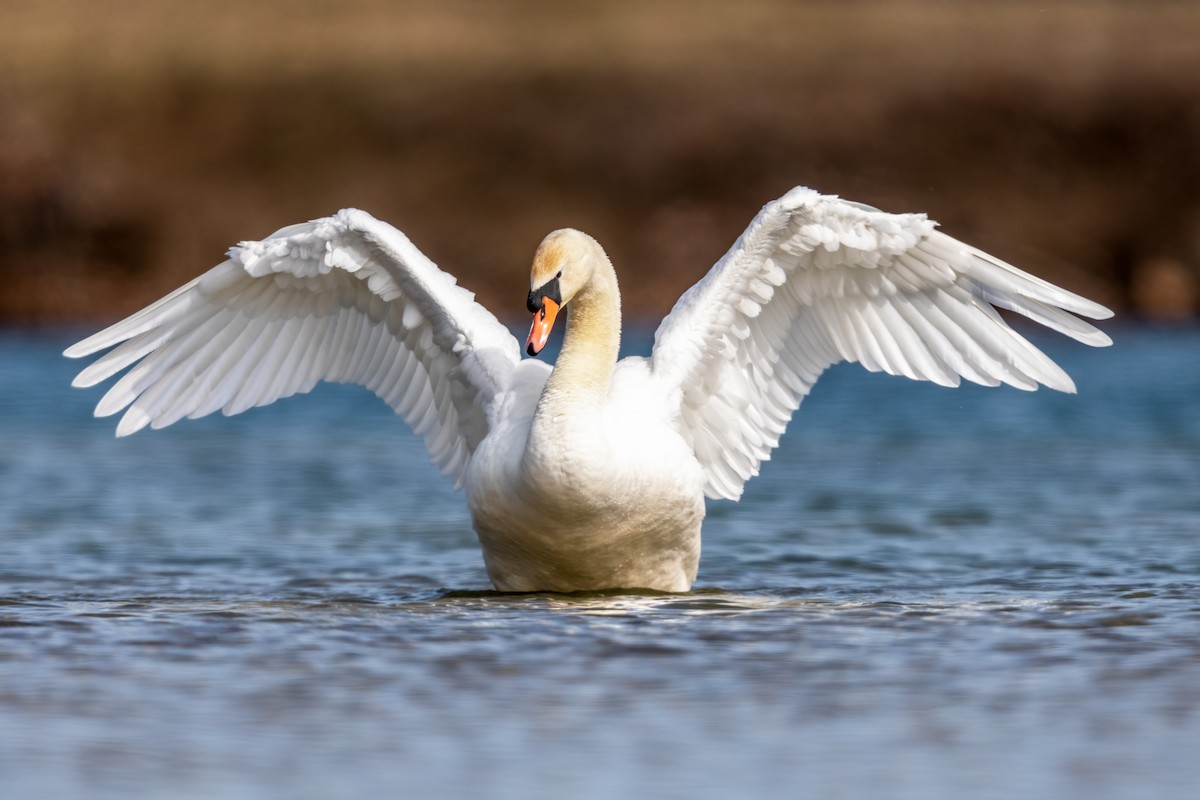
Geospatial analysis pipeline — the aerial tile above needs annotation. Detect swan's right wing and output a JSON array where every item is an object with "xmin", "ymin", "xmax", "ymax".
[
  {"xmin": 651, "ymin": 187, "xmax": 1112, "ymax": 500},
  {"xmin": 65, "ymin": 209, "xmax": 523, "ymax": 487}
]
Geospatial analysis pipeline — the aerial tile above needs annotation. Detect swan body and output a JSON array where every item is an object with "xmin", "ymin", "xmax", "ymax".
[{"xmin": 66, "ymin": 187, "xmax": 1112, "ymax": 592}]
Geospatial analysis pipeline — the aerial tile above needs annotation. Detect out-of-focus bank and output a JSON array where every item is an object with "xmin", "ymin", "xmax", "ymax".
[{"xmin": 2, "ymin": 0, "xmax": 1197, "ymax": 324}]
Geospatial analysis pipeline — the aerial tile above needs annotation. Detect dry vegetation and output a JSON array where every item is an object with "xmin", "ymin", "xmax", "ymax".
[{"xmin": 2, "ymin": 0, "xmax": 1198, "ymax": 324}]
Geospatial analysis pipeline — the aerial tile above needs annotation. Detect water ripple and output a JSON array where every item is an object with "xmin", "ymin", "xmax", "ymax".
[{"xmin": 2, "ymin": 329, "xmax": 1199, "ymax": 799}]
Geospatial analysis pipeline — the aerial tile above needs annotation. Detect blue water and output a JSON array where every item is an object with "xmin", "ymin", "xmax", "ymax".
[{"xmin": 1, "ymin": 326, "xmax": 1198, "ymax": 799}]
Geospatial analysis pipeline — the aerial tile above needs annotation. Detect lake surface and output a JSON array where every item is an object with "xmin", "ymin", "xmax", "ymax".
[{"xmin": 1, "ymin": 326, "xmax": 1197, "ymax": 799}]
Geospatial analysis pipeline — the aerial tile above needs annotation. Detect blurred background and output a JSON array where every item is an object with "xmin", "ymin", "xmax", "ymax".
[
  {"xmin": 1, "ymin": 0, "xmax": 1197, "ymax": 325},
  {"xmin": 4, "ymin": 6, "xmax": 1199, "ymax": 798}
]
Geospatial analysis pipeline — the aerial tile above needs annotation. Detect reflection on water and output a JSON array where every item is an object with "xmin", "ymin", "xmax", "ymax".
[{"xmin": 1, "ymin": 327, "xmax": 1199, "ymax": 799}]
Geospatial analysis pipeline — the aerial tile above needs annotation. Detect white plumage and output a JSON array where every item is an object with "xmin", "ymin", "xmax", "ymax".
[{"xmin": 66, "ymin": 187, "xmax": 1112, "ymax": 591}]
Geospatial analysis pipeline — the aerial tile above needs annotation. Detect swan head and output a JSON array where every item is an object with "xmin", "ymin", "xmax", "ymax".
[{"xmin": 525, "ymin": 228, "xmax": 602, "ymax": 356}]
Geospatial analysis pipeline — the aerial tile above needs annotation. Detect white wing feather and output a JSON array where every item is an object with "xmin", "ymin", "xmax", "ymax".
[
  {"xmin": 65, "ymin": 209, "xmax": 522, "ymax": 486},
  {"xmin": 652, "ymin": 187, "xmax": 1113, "ymax": 501}
]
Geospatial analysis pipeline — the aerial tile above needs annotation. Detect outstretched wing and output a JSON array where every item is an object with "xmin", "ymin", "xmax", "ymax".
[
  {"xmin": 65, "ymin": 209, "xmax": 522, "ymax": 486},
  {"xmin": 651, "ymin": 187, "xmax": 1113, "ymax": 501}
]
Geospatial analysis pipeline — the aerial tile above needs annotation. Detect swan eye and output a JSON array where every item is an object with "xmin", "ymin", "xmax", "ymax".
[{"xmin": 555, "ymin": 270, "xmax": 562, "ymax": 279}]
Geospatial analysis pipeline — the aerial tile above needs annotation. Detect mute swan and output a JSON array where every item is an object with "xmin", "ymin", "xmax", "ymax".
[{"xmin": 66, "ymin": 187, "xmax": 1112, "ymax": 592}]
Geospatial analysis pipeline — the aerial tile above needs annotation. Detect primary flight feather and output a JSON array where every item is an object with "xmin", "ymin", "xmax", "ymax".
[{"xmin": 67, "ymin": 187, "xmax": 1112, "ymax": 591}]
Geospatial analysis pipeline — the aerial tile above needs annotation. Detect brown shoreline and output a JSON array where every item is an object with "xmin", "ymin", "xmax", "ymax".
[{"xmin": 2, "ymin": 1, "xmax": 1197, "ymax": 324}]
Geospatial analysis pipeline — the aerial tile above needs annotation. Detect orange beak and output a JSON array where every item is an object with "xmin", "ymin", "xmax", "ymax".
[{"xmin": 526, "ymin": 297, "xmax": 560, "ymax": 356}]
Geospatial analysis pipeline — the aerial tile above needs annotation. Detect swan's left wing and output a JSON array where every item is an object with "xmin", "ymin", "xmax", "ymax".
[
  {"xmin": 651, "ymin": 187, "xmax": 1113, "ymax": 500},
  {"xmin": 65, "ymin": 209, "xmax": 522, "ymax": 487}
]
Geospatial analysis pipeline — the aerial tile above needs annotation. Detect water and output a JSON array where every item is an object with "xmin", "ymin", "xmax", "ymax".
[{"xmin": 1, "ymin": 326, "xmax": 1198, "ymax": 799}]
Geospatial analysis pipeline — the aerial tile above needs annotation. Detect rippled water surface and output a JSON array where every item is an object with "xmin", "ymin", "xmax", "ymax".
[{"xmin": 2, "ymin": 327, "xmax": 1198, "ymax": 799}]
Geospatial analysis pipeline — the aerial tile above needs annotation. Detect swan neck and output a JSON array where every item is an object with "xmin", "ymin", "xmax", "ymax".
[
  {"xmin": 524, "ymin": 240, "xmax": 621, "ymax": 475},
  {"xmin": 540, "ymin": 248, "xmax": 624, "ymax": 412},
  {"xmin": 552, "ymin": 253, "xmax": 621, "ymax": 402}
]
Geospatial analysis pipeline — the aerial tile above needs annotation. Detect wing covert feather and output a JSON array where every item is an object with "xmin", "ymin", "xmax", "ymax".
[
  {"xmin": 651, "ymin": 187, "xmax": 1112, "ymax": 500},
  {"xmin": 66, "ymin": 209, "xmax": 522, "ymax": 486}
]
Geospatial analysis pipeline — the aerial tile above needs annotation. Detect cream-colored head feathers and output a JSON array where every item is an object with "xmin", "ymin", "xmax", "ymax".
[{"xmin": 530, "ymin": 228, "xmax": 604, "ymax": 306}]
